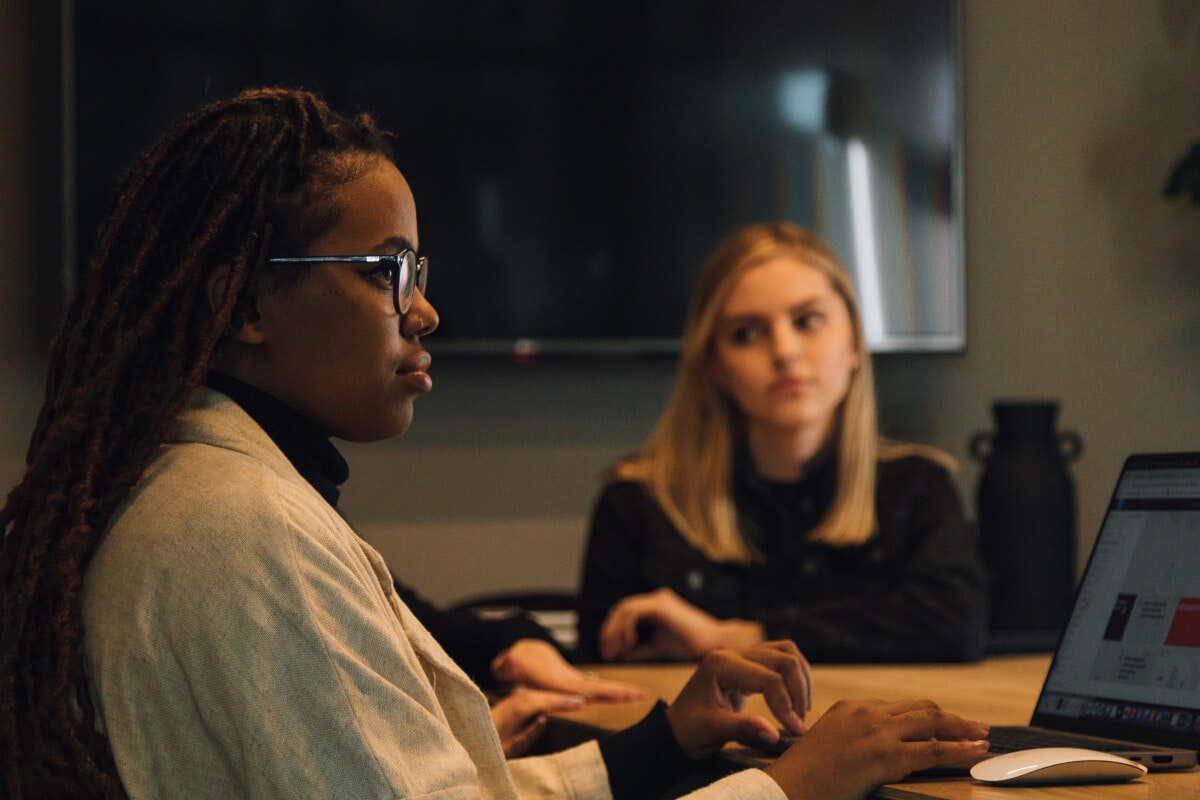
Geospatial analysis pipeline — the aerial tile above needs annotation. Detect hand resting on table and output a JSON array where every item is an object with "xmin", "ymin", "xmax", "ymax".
[{"xmin": 599, "ymin": 587, "xmax": 766, "ymax": 662}]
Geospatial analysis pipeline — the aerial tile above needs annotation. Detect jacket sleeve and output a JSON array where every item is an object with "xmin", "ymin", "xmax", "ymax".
[
  {"xmin": 392, "ymin": 574, "xmax": 560, "ymax": 687},
  {"xmin": 756, "ymin": 461, "xmax": 989, "ymax": 662},
  {"xmin": 86, "ymin": 474, "xmax": 498, "ymax": 799},
  {"xmin": 509, "ymin": 705, "xmax": 785, "ymax": 800},
  {"xmin": 577, "ymin": 482, "xmax": 658, "ymax": 662}
]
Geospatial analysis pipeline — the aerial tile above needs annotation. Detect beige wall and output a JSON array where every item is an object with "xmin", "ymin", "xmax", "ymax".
[{"xmin": 3, "ymin": 1, "xmax": 1200, "ymax": 606}]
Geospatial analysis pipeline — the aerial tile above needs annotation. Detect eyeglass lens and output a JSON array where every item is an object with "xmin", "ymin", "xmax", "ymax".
[{"xmin": 393, "ymin": 251, "xmax": 414, "ymax": 315}]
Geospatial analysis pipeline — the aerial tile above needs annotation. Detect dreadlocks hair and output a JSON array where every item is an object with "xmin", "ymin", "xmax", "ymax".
[{"xmin": 0, "ymin": 87, "xmax": 397, "ymax": 799}]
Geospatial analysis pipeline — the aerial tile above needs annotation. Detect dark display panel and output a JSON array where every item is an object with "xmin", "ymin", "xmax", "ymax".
[{"xmin": 73, "ymin": 0, "xmax": 962, "ymax": 355}]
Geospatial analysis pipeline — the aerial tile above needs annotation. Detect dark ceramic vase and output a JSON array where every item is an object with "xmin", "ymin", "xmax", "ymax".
[{"xmin": 970, "ymin": 400, "xmax": 1082, "ymax": 640}]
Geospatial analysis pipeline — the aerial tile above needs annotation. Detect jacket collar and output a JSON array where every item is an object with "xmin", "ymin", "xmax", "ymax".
[{"xmin": 201, "ymin": 372, "xmax": 348, "ymax": 508}]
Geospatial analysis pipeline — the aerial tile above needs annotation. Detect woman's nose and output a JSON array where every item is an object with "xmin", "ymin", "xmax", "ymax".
[
  {"xmin": 402, "ymin": 290, "xmax": 439, "ymax": 338},
  {"xmin": 771, "ymin": 324, "xmax": 802, "ymax": 363}
]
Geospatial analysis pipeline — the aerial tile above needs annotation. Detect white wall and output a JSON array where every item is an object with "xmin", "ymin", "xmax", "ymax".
[{"xmin": 3, "ymin": 1, "xmax": 1200, "ymax": 607}]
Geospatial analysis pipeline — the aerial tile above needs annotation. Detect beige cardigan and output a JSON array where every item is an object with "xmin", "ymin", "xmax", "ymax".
[{"xmin": 82, "ymin": 389, "xmax": 783, "ymax": 800}]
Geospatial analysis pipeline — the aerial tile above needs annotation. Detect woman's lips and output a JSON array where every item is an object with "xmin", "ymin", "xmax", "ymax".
[
  {"xmin": 771, "ymin": 376, "xmax": 809, "ymax": 394},
  {"xmin": 398, "ymin": 352, "xmax": 433, "ymax": 392}
]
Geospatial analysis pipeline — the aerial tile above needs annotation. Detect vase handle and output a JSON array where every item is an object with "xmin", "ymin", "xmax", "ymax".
[
  {"xmin": 969, "ymin": 432, "xmax": 993, "ymax": 461},
  {"xmin": 1058, "ymin": 430, "xmax": 1083, "ymax": 461}
]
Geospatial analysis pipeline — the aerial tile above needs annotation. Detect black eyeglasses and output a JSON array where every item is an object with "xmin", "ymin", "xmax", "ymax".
[{"xmin": 267, "ymin": 251, "xmax": 428, "ymax": 315}]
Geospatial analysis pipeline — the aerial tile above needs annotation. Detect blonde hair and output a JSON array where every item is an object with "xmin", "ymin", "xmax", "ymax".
[{"xmin": 611, "ymin": 222, "xmax": 952, "ymax": 563}]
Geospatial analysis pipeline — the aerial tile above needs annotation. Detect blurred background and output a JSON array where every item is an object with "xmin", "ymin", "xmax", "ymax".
[{"xmin": 2, "ymin": 0, "xmax": 1199, "ymax": 609}]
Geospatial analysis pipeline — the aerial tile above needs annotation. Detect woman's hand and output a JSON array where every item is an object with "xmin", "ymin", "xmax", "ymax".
[
  {"xmin": 489, "ymin": 687, "xmax": 587, "ymax": 757},
  {"xmin": 491, "ymin": 639, "xmax": 648, "ymax": 702},
  {"xmin": 763, "ymin": 699, "xmax": 990, "ymax": 800},
  {"xmin": 664, "ymin": 641, "xmax": 813, "ymax": 759},
  {"xmin": 598, "ymin": 588, "xmax": 766, "ymax": 662}
]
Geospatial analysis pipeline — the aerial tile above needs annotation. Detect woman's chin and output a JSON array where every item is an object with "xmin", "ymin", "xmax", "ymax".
[{"xmin": 334, "ymin": 408, "xmax": 415, "ymax": 444}]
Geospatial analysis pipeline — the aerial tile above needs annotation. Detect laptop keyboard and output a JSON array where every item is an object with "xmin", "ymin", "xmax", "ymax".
[{"xmin": 987, "ymin": 726, "xmax": 1135, "ymax": 754}]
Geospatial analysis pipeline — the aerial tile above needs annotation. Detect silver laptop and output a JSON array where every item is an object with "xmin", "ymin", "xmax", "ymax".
[{"xmin": 979, "ymin": 452, "xmax": 1200, "ymax": 770}]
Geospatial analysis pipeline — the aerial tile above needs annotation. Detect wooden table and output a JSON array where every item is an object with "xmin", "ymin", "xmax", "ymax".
[{"xmin": 551, "ymin": 654, "xmax": 1199, "ymax": 800}]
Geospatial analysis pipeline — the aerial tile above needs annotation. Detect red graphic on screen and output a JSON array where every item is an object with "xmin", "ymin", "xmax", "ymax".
[{"xmin": 1165, "ymin": 598, "xmax": 1200, "ymax": 648}]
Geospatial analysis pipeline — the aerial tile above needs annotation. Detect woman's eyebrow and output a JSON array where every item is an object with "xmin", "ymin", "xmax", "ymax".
[
  {"xmin": 717, "ymin": 311, "xmax": 766, "ymax": 326},
  {"xmin": 720, "ymin": 297, "xmax": 829, "ymax": 323},
  {"xmin": 789, "ymin": 297, "xmax": 829, "ymax": 313},
  {"xmin": 374, "ymin": 235, "xmax": 416, "ymax": 254}
]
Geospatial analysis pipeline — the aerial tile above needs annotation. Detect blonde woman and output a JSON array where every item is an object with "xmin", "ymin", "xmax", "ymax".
[{"xmin": 578, "ymin": 222, "xmax": 987, "ymax": 664}]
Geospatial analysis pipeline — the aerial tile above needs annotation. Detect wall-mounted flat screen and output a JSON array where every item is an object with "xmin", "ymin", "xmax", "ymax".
[{"xmin": 72, "ymin": 0, "xmax": 963, "ymax": 356}]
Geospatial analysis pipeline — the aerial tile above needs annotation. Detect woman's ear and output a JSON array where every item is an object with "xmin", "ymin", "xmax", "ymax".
[{"xmin": 205, "ymin": 264, "xmax": 267, "ymax": 346}]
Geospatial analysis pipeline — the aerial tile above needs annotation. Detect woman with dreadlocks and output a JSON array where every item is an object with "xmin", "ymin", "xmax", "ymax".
[{"xmin": 0, "ymin": 88, "xmax": 988, "ymax": 800}]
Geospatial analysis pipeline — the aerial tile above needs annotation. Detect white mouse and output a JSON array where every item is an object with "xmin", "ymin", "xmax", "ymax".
[{"xmin": 970, "ymin": 747, "xmax": 1148, "ymax": 785}]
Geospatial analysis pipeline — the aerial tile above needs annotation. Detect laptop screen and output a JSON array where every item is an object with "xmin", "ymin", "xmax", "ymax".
[{"xmin": 1031, "ymin": 452, "xmax": 1200, "ymax": 749}]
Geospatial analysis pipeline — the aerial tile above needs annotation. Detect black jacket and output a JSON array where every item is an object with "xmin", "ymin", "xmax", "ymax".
[{"xmin": 578, "ymin": 453, "xmax": 988, "ymax": 663}]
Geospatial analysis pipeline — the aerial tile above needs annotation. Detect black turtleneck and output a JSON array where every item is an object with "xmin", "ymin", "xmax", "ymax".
[{"xmin": 204, "ymin": 372, "xmax": 348, "ymax": 508}]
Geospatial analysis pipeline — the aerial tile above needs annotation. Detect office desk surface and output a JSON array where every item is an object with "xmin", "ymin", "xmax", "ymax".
[{"xmin": 554, "ymin": 654, "xmax": 1199, "ymax": 800}]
